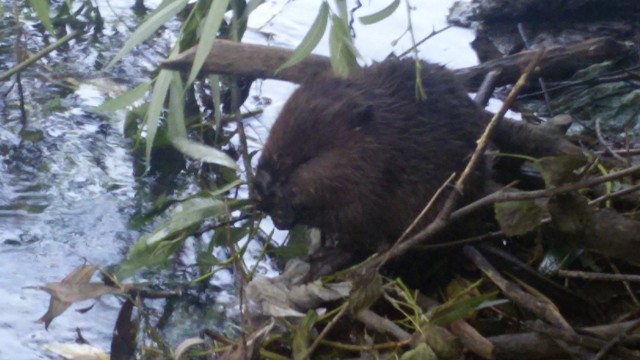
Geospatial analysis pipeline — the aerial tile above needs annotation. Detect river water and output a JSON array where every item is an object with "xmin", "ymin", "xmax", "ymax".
[{"xmin": 0, "ymin": 1, "xmax": 474, "ymax": 358}]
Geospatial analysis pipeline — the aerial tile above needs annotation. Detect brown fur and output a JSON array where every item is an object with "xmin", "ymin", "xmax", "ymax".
[{"xmin": 253, "ymin": 59, "xmax": 487, "ymax": 252}]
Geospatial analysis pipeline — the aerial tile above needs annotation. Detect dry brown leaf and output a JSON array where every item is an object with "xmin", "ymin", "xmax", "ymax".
[{"xmin": 28, "ymin": 263, "xmax": 121, "ymax": 329}]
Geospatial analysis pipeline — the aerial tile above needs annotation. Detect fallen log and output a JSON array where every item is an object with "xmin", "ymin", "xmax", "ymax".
[{"xmin": 161, "ymin": 37, "xmax": 633, "ymax": 91}]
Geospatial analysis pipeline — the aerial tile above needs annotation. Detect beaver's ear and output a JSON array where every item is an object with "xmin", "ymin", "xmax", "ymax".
[{"xmin": 349, "ymin": 104, "xmax": 374, "ymax": 129}]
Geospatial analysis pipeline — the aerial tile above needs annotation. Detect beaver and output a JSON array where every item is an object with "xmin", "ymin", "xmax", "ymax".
[{"xmin": 253, "ymin": 59, "xmax": 487, "ymax": 253}]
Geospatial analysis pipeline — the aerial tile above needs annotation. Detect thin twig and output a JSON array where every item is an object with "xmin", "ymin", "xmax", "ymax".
[
  {"xmin": 610, "ymin": 262, "xmax": 639, "ymax": 305},
  {"xmin": 464, "ymin": 246, "xmax": 574, "ymax": 331},
  {"xmin": 457, "ymin": 47, "xmax": 547, "ymax": 193},
  {"xmin": 13, "ymin": 6, "xmax": 26, "ymax": 127},
  {"xmin": 417, "ymin": 230, "xmax": 505, "ymax": 250},
  {"xmin": 518, "ymin": 65, "xmax": 640, "ymax": 99},
  {"xmin": 592, "ymin": 318, "xmax": 640, "ymax": 360},
  {"xmin": 558, "ymin": 270, "xmax": 640, "ymax": 282},
  {"xmin": 473, "ymin": 69, "xmax": 502, "ymax": 106},
  {"xmin": 377, "ymin": 173, "xmax": 456, "ymax": 269},
  {"xmin": 589, "ymin": 183, "xmax": 640, "ymax": 206},
  {"xmin": 517, "ymin": 23, "xmax": 553, "ymax": 116},
  {"xmin": 452, "ymin": 163, "xmax": 640, "ymax": 221},
  {"xmin": 398, "ymin": 25, "xmax": 453, "ymax": 58},
  {"xmin": 193, "ymin": 214, "xmax": 251, "ymax": 236},
  {"xmin": 527, "ymin": 321, "xmax": 640, "ymax": 360},
  {"xmin": 596, "ymin": 118, "xmax": 627, "ymax": 164},
  {"xmin": 357, "ymin": 309, "xmax": 411, "ymax": 340},
  {"xmin": 300, "ymin": 302, "xmax": 348, "ymax": 359},
  {"xmin": 430, "ymin": 178, "xmax": 639, "ymax": 249},
  {"xmin": 16, "ymin": 68, "xmax": 27, "ymax": 127},
  {"xmin": 320, "ymin": 337, "xmax": 412, "ymax": 351},
  {"xmin": 0, "ymin": 30, "xmax": 79, "ymax": 82}
]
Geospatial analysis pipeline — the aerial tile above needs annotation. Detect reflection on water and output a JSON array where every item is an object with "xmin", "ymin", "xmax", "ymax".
[{"xmin": 0, "ymin": 4, "xmax": 148, "ymax": 359}]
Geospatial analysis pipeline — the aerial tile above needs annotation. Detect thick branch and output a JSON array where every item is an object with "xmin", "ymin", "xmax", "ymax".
[
  {"xmin": 161, "ymin": 37, "xmax": 633, "ymax": 91},
  {"xmin": 456, "ymin": 36, "xmax": 634, "ymax": 90},
  {"xmin": 489, "ymin": 320, "xmax": 640, "ymax": 360},
  {"xmin": 161, "ymin": 40, "xmax": 332, "ymax": 84}
]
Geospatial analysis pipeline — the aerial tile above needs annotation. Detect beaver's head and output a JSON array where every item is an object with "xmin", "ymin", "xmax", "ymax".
[{"xmin": 253, "ymin": 76, "xmax": 378, "ymax": 231}]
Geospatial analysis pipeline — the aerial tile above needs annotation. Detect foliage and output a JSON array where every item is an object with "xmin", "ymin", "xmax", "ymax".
[{"xmin": 22, "ymin": 0, "xmax": 640, "ymax": 358}]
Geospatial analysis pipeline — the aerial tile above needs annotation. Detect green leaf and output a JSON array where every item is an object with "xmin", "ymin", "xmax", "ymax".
[
  {"xmin": 401, "ymin": 343, "xmax": 437, "ymax": 360},
  {"xmin": 237, "ymin": 0, "xmax": 263, "ymax": 24},
  {"xmin": 209, "ymin": 74, "xmax": 223, "ymax": 146},
  {"xmin": 106, "ymin": 0, "xmax": 188, "ymax": 69},
  {"xmin": 209, "ymin": 226, "xmax": 248, "ymax": 248},
  {"xmin": 329, "ymin": 15, "xmax": 359, "ymax": 77},
  {"xmin": 349, "ymin": 270, "xmax": 383, "ymax": 315},
  {"xmin": 92, "ymin": 82, "xmax": 151, "ymax": 112},
  {"xmin": 431, "ymin": 292, "xmax": 498, "ymax": 326},
  {"xmin": 547, "ymin": 193, "xmax": 592, "ymax": 234},
  {"xmin": 167, "ymin": 72, "xmax": 187, "ymax": 138},
  {"xmin": 208, "ymin": 178, "xmax": 244, "ymax": 198},
  {"xmin": 148, "ymin": 197, "xmax": 227, "ymax": 246},
  {"xmin": 533, "ymin": 155, "xmax": 586, "ymax": 187},
  {"xmin": 144, "ymin": 68, "xmax": 173, "ymax": 169},
  {"xmin": 269, "ymin": 225, "xmax": 308, "ymax": 260},
  {"xmin": 359, "ymin": 0, "xmax": 400, "ymax": 25},
  {"xmin": 538, "ymin": 244, "xmax": 581, "ymax": 275},
  {"xmin": 333, "ymin": 0, "xmax": 348, "ymax": 26},
  {"xmin": 292, "ymin": 311, "xmax": 317, "ymax": 360},
  {"xmin": 275, "ymin": 2, "xmax": 329, "ymax": 73},
  {"xmin": 186, "ymin": 0, "xmax": 231, "ymax": 86},
  {"xmin": 170, "ymin": 137, "xmax": 238, "ymax": 169},
  {"xmin": 118, "ymin": 197, "xmax": 230, "ymax": 278},
  {"xmin": 494, "ymin": 200, "xmax": 543, "ymax": 236},
  {"xmin": 27, "ymin": 0, "xmax": 54, "ymax": 35}
]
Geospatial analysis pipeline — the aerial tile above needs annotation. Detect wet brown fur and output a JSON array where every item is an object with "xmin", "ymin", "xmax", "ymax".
[{"xmin": 254, "ymin": 59, "xmax": 487, "ymax": 253}]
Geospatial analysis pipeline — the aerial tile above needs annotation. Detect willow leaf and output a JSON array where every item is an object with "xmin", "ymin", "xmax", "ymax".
[
  {"xmin": 359, "ymin": 0, "xmax": 400, "ymax": 25},
  {"xmin": 167, "ymin": 72, "xmax": 187, "ymax": 138},
  {"xmin": 145, "ymin": 69, "xmax": 172, "ymax": 168},
  {"xmin": 186, "ymin": 0, "xmax": 231, "ymax": 86},
  {"xmin": 329, "ymin": 15, "xmax": 359, "ymax": 77},
  {"xmin": 27, "ymin": 0, "xmax": 54, "ymax": 35},
  {"xmin": 106, "ymin": 0, "xmax": 188, "ymax": 68},
  {"xmin": 92, "ymin": 82, "xmax": 151, "ymax": 112},
  {"xmin": 276, "ymin": 2, "xmax": 329, "ymax": 73},
  {"xmin": 170, "ymin": 137, "xmax": 238, "ymax": 169}
]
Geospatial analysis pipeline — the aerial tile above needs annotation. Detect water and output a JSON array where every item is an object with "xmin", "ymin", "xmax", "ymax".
[
  {"xmin": 0, "ymin": 3, "xmax": 159, "ymax": 358},
  {"xmin": 0, "ymin": 1, "xmax": 475, "ymax": 358}
]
